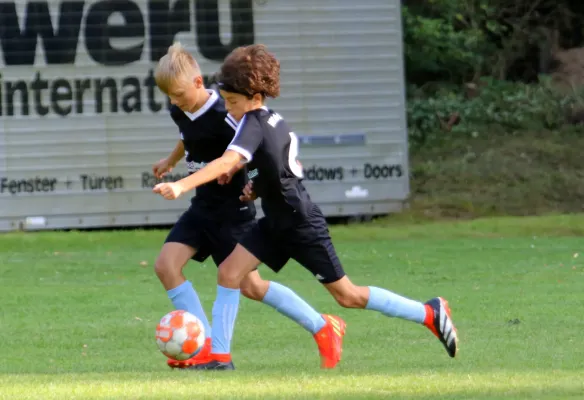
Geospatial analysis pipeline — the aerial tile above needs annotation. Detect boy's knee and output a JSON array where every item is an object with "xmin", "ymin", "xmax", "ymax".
[
  {"xmin": 217, "ymin": 264, "xmax": 240, "ymax": 288},
  {"xmin": 154, "ymin": 256, "xmax": 171, "ymax": 278}
]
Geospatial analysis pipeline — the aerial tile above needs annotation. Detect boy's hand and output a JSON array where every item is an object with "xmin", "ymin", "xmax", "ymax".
[
  {"xmin": 152, "ymin": 158, "xmax": 175, "ymax": 179},
  {"xmin": 239, "ymin": 181, "xmax": 257, "ymax": 202},
  {"xmin": 153, "ymin": 182, "xmax": 184, "ymax": 200},
  {"xmin": 217, "ymin": 172, "xmax": 232, "ymax": 186},
  {"xmin": 218, "ymin": 162, "xmax": 246, "ymax": 185}
]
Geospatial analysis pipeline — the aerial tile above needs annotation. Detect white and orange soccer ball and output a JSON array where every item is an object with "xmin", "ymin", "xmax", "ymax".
[{"xmin": 155, "ymin": 310, "xmax": 206, "ymax": 360}]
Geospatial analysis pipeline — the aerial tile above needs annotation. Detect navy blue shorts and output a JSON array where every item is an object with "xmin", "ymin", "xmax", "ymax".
[
  {"xmin": 165, "ymin": 206, "xmax": 256, "ymax": 266},
  {"xmin": 238, "ymin": 205, "xmax": 346, "ymax": 284}
]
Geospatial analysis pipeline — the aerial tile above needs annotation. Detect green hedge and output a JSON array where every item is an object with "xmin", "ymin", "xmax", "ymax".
[{"xmin": 407, "ymin": 78, "xmax": 583, "ymax": 148}]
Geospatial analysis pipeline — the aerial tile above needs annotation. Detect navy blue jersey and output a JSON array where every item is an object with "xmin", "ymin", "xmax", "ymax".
[
  {"xmin": 227, "ymin": 107, "xmax": 313, "ymax": 227},
  {"xmin": 169, "ymin": 90, "xmax": 255, "ymax": 222}
]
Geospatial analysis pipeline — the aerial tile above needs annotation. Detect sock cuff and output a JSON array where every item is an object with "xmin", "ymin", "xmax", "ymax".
[
  {"xmin": 261, "ymin": 281, "xmax": 274, "ymax": 304},
  {"xmin": 365, "ymin": 286, "xmax": 380, "ymax": 310},
  {"xmin": 167, "ymin": 280, "xmax": 192, "ymax": 298},
  {"xmin": 217, "ymin": 285, "xmax": 240, "ymax": 301},
  {"xmin": 262, "ymin": 281, "xmax": 286, "ymax": 304}
]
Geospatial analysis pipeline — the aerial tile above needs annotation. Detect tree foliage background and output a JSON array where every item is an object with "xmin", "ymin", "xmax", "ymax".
[
  {"xmin": 402, "ymin": 0, "xmax": 584, "ymax": 148},
  {"xmin": 403, "ymin": 0, "xmax": 584, "ymax": 84},
  {"xmin": 401, "ymin": 0, "xmax": 584, "ymax": 218}
]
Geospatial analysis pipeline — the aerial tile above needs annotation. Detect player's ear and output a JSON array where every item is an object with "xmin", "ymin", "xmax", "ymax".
[
  {"xmin": 194, "ymin": 75, "xmax": 204, "ymax": 88},
  {"xmin": 252, "ymin": 92, "xmax": 264, "ymax": 105}
]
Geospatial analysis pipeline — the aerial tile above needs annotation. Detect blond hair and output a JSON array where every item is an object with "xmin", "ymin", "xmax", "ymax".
[{"xmin": 155, "ymin": 42, "xmax": 201, "ymax": 94}]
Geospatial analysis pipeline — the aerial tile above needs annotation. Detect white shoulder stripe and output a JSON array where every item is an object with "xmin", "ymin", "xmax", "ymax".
[
  {"xmin": 229, "ymin": 114, "xmax": 247, "ymax": 145},
  {"xmin": 227, "ymin": 114, "xmax": 252, "ymax": 162},
  {"xmin": 224, "ymin": 117, "xmax": 237, "ymax": 131},
  {"xmin": 226, "ymin": 113, "xmax": 238, "ymax": 126}
]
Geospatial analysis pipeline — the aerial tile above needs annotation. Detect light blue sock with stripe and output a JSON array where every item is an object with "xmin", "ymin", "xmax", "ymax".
[
  {"xmin": 167, "ymin": 280, "xmax": 212, "ymax": 338},
  {"xmin": 365, "ymin": 286, "xmax": 426, "ymax": 323},
  {"xmin": 211, "ymin": 285, "xmax": 240, "ymax": 354}
]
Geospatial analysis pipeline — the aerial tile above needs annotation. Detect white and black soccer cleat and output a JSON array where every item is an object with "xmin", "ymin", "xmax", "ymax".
[{"xmin": 424, "ymin": 297, "xmax": 459, "ymax": 358}]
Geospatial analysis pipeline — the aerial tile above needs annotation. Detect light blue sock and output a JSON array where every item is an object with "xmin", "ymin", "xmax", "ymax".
[
  {"xmin": 211, "ymin": 285, "xmax": 240, "ymax": 354},
  {"xmin": 365, "ymin": 286, "xmax": 426, "ymax": 323},
  {"xmin": 262, "ymin": 281, "xmax": 326, "ymax": 334},
  {"xmin": 167, "ymin": 280, "xmax": 211, "ymax": 338}
]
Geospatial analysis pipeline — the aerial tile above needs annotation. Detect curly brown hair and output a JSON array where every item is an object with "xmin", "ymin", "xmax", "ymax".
[{"xmin": 218, "ymin": 44, "xmax": 280, "ymax": 98}]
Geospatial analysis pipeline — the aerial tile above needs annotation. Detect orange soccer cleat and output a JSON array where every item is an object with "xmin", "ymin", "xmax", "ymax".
[
  {"xmin": 167, "ymin": 337, "xmax": 212, "ymax": 368},
  {"xmin": 313, "ymin": 314, "xmax": 346, "ymax": 369}
]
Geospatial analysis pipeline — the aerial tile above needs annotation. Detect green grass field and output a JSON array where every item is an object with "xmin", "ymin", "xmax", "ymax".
[{"xmin": 1, "ymin": 214, "xmax": 583, "ymax": 399}]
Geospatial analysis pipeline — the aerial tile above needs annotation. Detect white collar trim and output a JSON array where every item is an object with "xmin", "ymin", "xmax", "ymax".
[{"xmin": 184, "ymin": 90, "xmax": 219, "ymax": 121}]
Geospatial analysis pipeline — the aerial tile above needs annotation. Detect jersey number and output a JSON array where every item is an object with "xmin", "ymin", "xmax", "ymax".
[{"xmin": 288, "ymin": 132, "xmax": 304, "ymax": 178}]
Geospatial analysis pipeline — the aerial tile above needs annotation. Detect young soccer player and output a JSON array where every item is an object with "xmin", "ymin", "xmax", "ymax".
[
  {"xmin": 152, "ymin": 43, "xmax": 345, "ymax": 370},
  {"xmin": 154, "ymin": 44, "xmax": 459, "ymax": 369}
]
